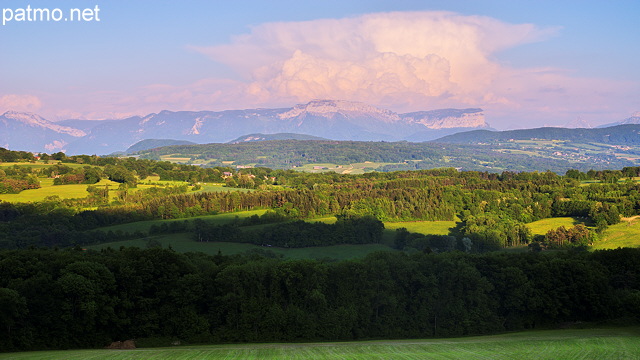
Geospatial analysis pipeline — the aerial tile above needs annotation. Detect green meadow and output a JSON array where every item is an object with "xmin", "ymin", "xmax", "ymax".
[
  {"xmin": 384, "ymin": 220, "xmax": 457, "ymax": 235},
  {"xmin": 592, "ymin": 219, "xmax": 640, "ymax": 250},
  {"xmin": 2, "ymin": 327, "xmax": 638, "ymax": 360},
  {"xmin": 526, "ymin": 217, "xmax": 585, "ymax": 236},
  {"xmin": 0, "ymin": 161, "xmax": 86, "ymax": 169},
  {"xmin": 0, "ymin": 175, "xmax": 250, "ymax": 204},
  {"xmin": 0, "ymin": 178, "xmax": 121, "ymax": 202},
  {"xmin": 295, "ymin": 162, "xmax": 392, "ymax": 174}
]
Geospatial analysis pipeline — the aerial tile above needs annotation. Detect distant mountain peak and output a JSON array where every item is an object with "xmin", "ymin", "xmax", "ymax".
[
  {"xmin": 278, "ymin": 99, "xmax": 401, "ymax": 122},
  {"xmin": 2, "ymin": 111, "xmax": 86, "ymax": 137},
  {"xmin": 3, "ymin": 110, "xmax": 46, "ymax": 124},
  {"xmin": 565, "ymin": 117, "xmax": 593, "ymax": 129},
  {"xmin": 598, "ymin": 111, "xmax": 640, "ymax": 128},
  {"xmin": 401, "ymin": 108, "xmax": 488, "ymax": 129}
]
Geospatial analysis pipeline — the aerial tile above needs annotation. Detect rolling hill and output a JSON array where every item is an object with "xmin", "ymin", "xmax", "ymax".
[{"xmin": 434, "ymin": 124, "xmax": 640, "ymax": 145}]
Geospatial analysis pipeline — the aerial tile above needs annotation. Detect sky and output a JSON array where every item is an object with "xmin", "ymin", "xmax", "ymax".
[{"xmin": 0, "ymin": 0, "xmax": 639, "ymax": 129}]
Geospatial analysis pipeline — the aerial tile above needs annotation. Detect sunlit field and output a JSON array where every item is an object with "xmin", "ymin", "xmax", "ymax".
[
  {"xmin": 592, "ymin": 219, "xmax": 640, "ymax": 250},
  {"xmin": 384, "ymin": 220, "xmax": 458, "ymax": 236},
  {"xmin": 0, "ymin": 178, "xmax": 121, "ymax": 202},
  {"xmin": 526, "ymin": 217, "xmax": 585, "ymax": 236}
]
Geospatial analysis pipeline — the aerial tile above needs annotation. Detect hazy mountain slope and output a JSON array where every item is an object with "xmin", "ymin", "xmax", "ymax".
[
  {"xmin": 2, "ymin": 100, "xmax": 490, "ymax": 154},
  {"xmin": 0, "ymin": 111, "xmax": 85, "ymax": 152},
  {"xmin": 433, "ymin": 124, "xmax": 640, "ymax": 145},
  {"xmin": 65, "ymin": 101, "xmax": 490, "ymax": 154}
]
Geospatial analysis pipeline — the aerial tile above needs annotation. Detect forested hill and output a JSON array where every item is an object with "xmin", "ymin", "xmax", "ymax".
[
  {"xmin": 433, "ymin": 124, "xmax": 640, "ymax": 144},
  {"xmin": 134, "ymin": 138, "xmax": 640, "ymax": 173},
  {"xmin": 137, "ymin": 140, "xmax": 443, "ymax": 168}
]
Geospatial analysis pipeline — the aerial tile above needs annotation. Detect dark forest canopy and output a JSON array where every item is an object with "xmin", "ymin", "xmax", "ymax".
[{"xmin": 1, "ymin": 247, "xmax": 639, "ymax": 351}]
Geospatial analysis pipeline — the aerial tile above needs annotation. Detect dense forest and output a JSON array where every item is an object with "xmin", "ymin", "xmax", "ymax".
[
  {"xmin": 1, "ymin": 247, "xmax": 639, "ymax": 351},
  {"xmin": 1, "ymin": 147, "xmax": 640, "ymax": 352}
]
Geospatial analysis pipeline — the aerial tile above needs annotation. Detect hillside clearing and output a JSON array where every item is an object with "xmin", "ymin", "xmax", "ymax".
[
  {"xmin": 592, "ymin": 220, "xmax": 640, "ymax": 249},
  {"xmin": 526, "ymin": 217, "xmax": 585, "ymax": 236},
  {"xmin": 384, "ymin": 220, "xmax": 458, "ymax": 235},
  {"xmin": 0, "ymin": 178, "xmax": 121, "ymax": 202}
]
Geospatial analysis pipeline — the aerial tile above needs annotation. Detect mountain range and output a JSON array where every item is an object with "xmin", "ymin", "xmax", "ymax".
[{"xmin": 1, "ymin": 100, "xmax": 488, "ymax": 155}]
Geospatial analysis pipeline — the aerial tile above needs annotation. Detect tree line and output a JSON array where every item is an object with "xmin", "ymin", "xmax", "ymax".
[
  {"xmin": 0, "ymin": 247, "xmax": 638, "ymax": 351},
  {"xmin": 193, "ymin": 215, "xmax": 383, "ymax": 247}
]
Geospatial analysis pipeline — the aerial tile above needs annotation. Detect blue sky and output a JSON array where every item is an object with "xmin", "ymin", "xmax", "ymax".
[{"xmin": 1, "ymin": 0, "xmax": 638, "ymax": 129}]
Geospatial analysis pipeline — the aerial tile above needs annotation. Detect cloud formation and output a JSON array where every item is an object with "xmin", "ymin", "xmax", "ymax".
[
  {"xmin": 0, "ymin": 94, "xmax": 42, "ymax": 114},
  {"xmin": 192, "ymin": 11, "xmax": 559, "ymax": 112},
  {"xmin": 14, "ymin": 10, "xmax": 635, "ymax": 128}
]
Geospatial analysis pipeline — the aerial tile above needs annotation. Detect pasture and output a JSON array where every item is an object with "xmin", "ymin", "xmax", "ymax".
[
  {"xmin": 0, "ymin": 161, "xmax": 86, "ymax": 169},
  {"xmin": 2, "ymin": 327, "xmax": 639, "ymax": 360},
  {"xmin": 0, "ymin": 178, "xmax": 121, "ymax": 202},
  {"xmin": 526, "ymin": 217, "xmax": 585, "ymax": 236},
  {"xmin": 139, "ymin": 176, "xmax": 251, "ymax": 192},
  {"xmin": 295, "ymin": 162, "xmax": 391, "ymax": 174},
  {"xmin": 1, "ymin": 173, "xmax": 250, "ymax": 204},
  {"xmin": 384, "ymin": 220, "xmax": 457, "ymax": 236},
  {"xmin": 592, "ymin": 218, "xmax": 640, "ymax": 250}
]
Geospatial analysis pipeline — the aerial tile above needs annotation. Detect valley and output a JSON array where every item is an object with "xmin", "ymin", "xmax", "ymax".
[
  {"xmin": 2, "ymin": 147, "xmax": 640, "ymax": 353},
  {"xmin": 133, "ymin": 137, "xmax": 640, "ymax": 174}
]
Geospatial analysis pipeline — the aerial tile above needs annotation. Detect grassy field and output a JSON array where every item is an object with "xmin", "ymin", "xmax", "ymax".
[
  {"xmin": 1, "ymin": 174, "xmax": 250, "ymax": 204},
  {"xmin": 294, "ymin": 162, "xmax": 392, "ymax": 174},
  {"xmin": 2, "ymin": 327, "xmax": 639, "ymax": 360},
  {"xmin": 0, "ymin": 178, "xmax": 121, "ymax": 202},
  {"xmin": 0, "ymin": 161, "xmax": 86, "ymax": 169},
  {"xmin": 384, "ymin": 220, "xmax": 458, "ymax": 235},
  {"xmin": 526, "ymin": 217, "xmax": 585, "ymax": 236},
  {"xmin": 592, "ymin": 219, "xmax": 640, "ymax": 250}
]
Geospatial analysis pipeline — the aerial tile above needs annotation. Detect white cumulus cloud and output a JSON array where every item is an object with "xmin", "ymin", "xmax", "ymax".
[{"xmin": 191, "ymin": 11, "xmax": 559, "ymax": 113}]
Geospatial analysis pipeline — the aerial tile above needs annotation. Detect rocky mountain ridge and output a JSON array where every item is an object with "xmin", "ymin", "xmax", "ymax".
[{"xmin": 1, "ymin": 100, "xmax": 489, "ymax": 155}]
